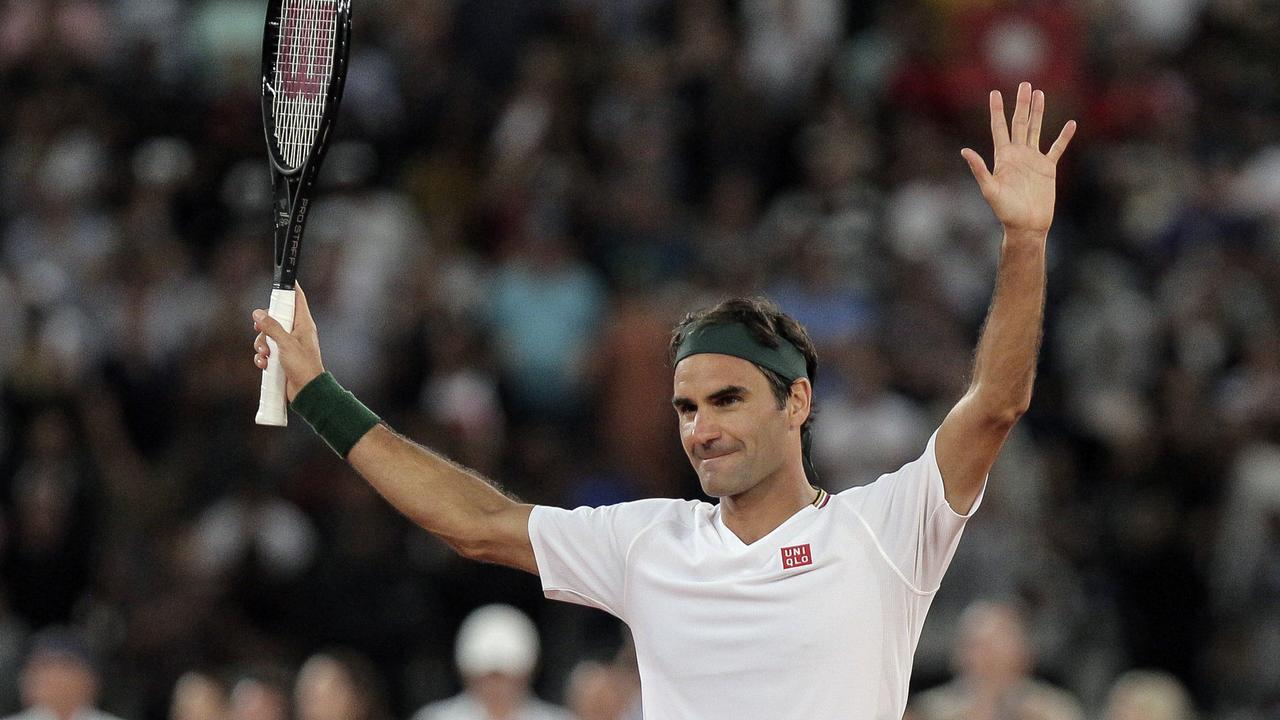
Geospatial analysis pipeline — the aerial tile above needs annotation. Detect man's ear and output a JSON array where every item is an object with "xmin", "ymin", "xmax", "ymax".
[{"xmin": 788, "ymin": 378, "xmax": 812, "ymax": 429}]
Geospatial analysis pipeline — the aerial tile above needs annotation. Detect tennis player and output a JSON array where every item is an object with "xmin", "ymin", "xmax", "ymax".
[{"xmin": 252, "ymin": 82, "xmax": 1074, "ymax": 718}]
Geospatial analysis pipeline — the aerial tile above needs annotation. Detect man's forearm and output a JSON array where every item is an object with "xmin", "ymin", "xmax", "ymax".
[
  {"xmin": 346, "ymin": 424, "xmax": 534, "ymax": 567},
  {"xmin": 968, "ymin": 229, "xmax": 1047, "ymax": 420},
  {"xmin": 937, "ymin": 82, "xmax": 1071, "ymax": 509}
]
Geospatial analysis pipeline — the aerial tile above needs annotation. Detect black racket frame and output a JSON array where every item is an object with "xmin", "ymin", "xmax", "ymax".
[{"xmin": 260, "ymin": 0, "xmax": 352, "ymax": 290}]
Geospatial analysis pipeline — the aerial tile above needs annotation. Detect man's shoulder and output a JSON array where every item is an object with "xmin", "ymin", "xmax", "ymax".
[
  {"xmin": 827, "ymin": 433, "xmax": 943, "ymax": 507},
  {"xmin": 531, "ymin": 497, "xmax": 708, "ymax": 549},
  {"xmin": 540, "ymin": 497, "xmax": 706, "ymax": 522},
  {"xmin": 614, "ymin": 496, "xmax": 706, "ymax": 515},
  {"xmin": 827, "ymin": 482, "xmax": 873, "ymax": 511}
]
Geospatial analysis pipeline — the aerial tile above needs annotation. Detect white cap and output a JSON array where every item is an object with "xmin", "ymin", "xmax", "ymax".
[{"xmin": 455, "ymin": 604, "xmax": 540, "ymax": 677}]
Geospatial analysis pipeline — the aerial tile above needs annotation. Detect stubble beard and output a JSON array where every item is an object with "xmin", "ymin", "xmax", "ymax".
[{"xmin": 696, "ymin": 452, "xmax": 758, "ymax": 499}]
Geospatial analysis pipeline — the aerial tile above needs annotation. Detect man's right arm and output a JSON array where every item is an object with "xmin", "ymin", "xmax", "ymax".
[
  {"xmin": 346, "ymin": 424, "xmax": 537, "ymax": 574},
  {"xmin": 251, "ymin": 285, "xmax": 537, "ymax": 575}
]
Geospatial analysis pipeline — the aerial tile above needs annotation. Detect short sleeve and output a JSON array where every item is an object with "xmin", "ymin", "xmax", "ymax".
[
  {"xmin": 840, "ymin": 429, "xmax": 985, "ymax": 593},
  {"xmin": 528, "ymin": 499, "xmax": 679, "ymax": 620}
]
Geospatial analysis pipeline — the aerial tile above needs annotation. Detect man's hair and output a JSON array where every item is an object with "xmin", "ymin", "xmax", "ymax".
[{"xmin": 668, "ymin": 297, "xmax": 818, "ymax": 432}]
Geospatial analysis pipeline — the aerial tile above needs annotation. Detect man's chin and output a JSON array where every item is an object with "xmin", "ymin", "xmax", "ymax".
[
  {"xmin": 690, "ymin": 451, "xmax": 747, "ymax": 496},
  {"xmin": 696, "ymin": 468, "xmax": 740, "ymax": 498}
]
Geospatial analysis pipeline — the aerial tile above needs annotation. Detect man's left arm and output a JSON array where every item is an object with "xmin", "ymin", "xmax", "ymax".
[{"xmin": 937, "ymin": 82, "xmax": 1076, "ymax": 513}]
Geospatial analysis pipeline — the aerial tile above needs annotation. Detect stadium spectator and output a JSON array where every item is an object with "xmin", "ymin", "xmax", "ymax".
[
  {"xmin": 4, "ymin": 627, "xmax": 125, "ymax": 720},
  {"xmin": 294, "ymin": 650, "xmax": 389, "ymax": 720},
  {"xmin": 563, "ymin": 637, "xmax": 640, "ymax": 720},
  {"xmin": 909, "ymin": 601, "xmax": 1084, "ymax": 720},
  {"xmin": 227, "ymin": 671, "xmax": 289, "ymax": 720},
  {"xmin": 411, "ymin": 605, "xmax": 571, "ymax": 720},
  {"xmin": 563, "ymin": 662, "xmax": 630, "ymax": 720},
  {"xmin": 169, "ymin": 672, "xmax": 228, "ymax": 720},
  {"xmin": 1104, "ymin": 670, "xmax": 1198, "ymax": 720}
]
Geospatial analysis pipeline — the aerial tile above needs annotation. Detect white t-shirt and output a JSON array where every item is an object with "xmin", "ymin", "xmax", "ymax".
[{"xmin": 528, "ymin": 431, "xmax": 982, "ymax": 720}]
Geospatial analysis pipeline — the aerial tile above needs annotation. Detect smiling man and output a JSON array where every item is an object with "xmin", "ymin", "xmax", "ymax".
[{"xmin": 252, "ymin": 83, "xmax": 1075, "ymax": 719}]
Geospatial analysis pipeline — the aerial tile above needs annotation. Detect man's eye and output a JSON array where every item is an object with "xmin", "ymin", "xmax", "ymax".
[{"xmin": 715, "ymin": 396, "xmax": 740, "ymax": 406}]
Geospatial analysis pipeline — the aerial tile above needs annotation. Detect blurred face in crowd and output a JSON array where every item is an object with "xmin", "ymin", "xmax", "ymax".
[
  {"xmin": 566, "ymin": 662, "xmax": 630, "ymax": 720},
  {"xmin": 954, "ymin": 602, "xmax": 1032, "ymax": 687},
  {"xmin": 1104, "ymin": 671, "xmax": 1194, "ymax": 720},
  {"xmin": 170, "ymin": 672, "xmax": 229, "ymax": 720},
  {"xmin": 229, "ymin": 679, "xmax": 288, "ymax": 720},
  {"xmin": 673, "ymin": 354, "xmax": 804, "ymax": 499},
  {"xmin": 295, "ymin": 656, "xmax": 362, "ymax": 720},
  {"xmin": 466, "ymin": 672, "xmax": 529, "ymax": 718},
  {"xmin": 20, "ymin": 653, "xmax": 98, "ymax": 719}
]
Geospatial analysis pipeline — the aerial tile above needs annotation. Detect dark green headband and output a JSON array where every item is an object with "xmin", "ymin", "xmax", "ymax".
[
  {"xmin": 674, "ymin": 320, "xmax": 820, "ymax": 484},
  {"xmin": 674, "ymin": 322, "xmax": 809, "ymax": 382}
]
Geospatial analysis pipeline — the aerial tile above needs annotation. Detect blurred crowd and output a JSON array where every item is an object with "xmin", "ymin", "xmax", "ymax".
[{"xmin": 2, "ymin": 0, "xmax": 1279, "ymax": 718}]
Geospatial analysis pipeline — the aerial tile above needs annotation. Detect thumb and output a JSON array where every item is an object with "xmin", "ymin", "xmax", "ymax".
[
  {"xmin": 253, "ymin": 309, "xmax": 293, "ymax": 344},
  {"xmin": 960, "ymin": 148, "xmax": 994, "ymax": 196}
]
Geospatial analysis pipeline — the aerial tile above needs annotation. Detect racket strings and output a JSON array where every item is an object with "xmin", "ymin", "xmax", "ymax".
[{"xmin": 271, "ymin": 0, "xmax": 338, "ymax": 170}]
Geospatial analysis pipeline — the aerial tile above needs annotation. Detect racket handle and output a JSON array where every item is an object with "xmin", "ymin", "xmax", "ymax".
[{"xmin": 255, "ymin": 288, "xmax": 297, "ymax": 427}]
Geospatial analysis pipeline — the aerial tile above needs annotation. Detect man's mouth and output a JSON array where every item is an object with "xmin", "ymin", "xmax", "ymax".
[{"xmin": 699, "ymin": 449, "xmax": 737, "ymax": 463}]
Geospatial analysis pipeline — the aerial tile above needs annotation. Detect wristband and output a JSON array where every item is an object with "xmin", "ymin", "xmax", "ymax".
[{"xmin": 290, "ymin": 372, "xmax": 381, "ymax": 458}]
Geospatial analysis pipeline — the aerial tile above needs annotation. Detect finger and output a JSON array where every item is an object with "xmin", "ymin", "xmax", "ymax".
[
  {"xmin": 253, "ymin": 309, "xmax": 292, "ymax": 344},
  {"xmin": 1010, "ymin": 82, "xmax": 1032, "ymax": 145},
  {"xmin": 254, "ymin": 332, "xmax": 270, "ymax": 357},
  {"xmin": 295, "ymin": 282, "xmax": 309, "ymax": 315},
  {"xmin": 1028, "ymin": 89, "xmax": 1045, "ymax": 151},
  {"xmin": 1046, "ymin": 120, "xmax": 1078, "ymax": 163},
  {"xmin": 989, "ymin": 91, "xmax": 1010, "ymax": 148},
  {"xmin": 255, "ymin": 353, "xmax": 268, "ymax": 369},
  {"xmin": 293, "ymin": 282, "xmax": 315, "ymax": 331},
  {"xmin": 960, "ymin": 148, "xmax": 993, "ymax": 195}
]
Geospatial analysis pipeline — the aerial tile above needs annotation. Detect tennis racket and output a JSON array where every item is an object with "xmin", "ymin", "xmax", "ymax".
[{"xmin": 255, "ymin": 0, "xmax": 352, "ymax": 426}]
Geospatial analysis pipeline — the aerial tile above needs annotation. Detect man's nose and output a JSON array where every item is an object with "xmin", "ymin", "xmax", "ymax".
[{"xmin": 690, "ymin": 411, "xmax": 721, "ymax": 444}]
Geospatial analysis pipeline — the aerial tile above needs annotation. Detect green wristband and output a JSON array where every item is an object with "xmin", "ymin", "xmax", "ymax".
[{"xmin": 290, "ymin": 372, "xmax": 381, "ymax": 458}]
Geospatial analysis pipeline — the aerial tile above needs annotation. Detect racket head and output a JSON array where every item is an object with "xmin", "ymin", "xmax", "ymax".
[{"xmin": 260, "ymin": 0, "xmax": 352, "ymax": 175}]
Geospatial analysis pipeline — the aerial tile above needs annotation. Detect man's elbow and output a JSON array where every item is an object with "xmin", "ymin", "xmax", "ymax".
[
  {"xmin": 454, "ymin": 534, "xmax": 506, "ymax": 564},
  {"xmin": 455, "ymin": 530, "xmax": 537, "ymax": 575},
  {"xmin": 448, "ymin": 505, "xmax": 533, "ymax": 570},
  {"xmin": 423, "ymin": 512, "xmax": 494, "ymax": 562},
  {"xmin": 447, "ymin": 521, "xmax": 501, "ymax": 563},
  {"xmin": 993, "ymin": 402, "xmax": 1028, "ymax": 428},
  {"xmin": 970, "ymin": 390, "xmax": 1029, "ymax": 431}
]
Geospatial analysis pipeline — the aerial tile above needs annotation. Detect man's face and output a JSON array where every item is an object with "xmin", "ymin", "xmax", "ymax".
[{"xmin": 672, "ymin": 353, "xmax": 801, "ymax": 498}]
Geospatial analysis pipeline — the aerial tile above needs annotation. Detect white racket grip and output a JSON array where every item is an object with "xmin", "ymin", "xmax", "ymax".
[{"xmin": 255, "ymin": 288, "xmax": 297, "ymax": 427}]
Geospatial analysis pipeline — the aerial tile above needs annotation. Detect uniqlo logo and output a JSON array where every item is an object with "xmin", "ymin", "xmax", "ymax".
[{"xmin": 781, "ymin": 543, "xmax": 812, "ymax": 569}]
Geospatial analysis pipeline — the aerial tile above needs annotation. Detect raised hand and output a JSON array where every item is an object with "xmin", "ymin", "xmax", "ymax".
[{"xmin": 961, "ymin": 82, "xmax": 1076, "ymax": 236}]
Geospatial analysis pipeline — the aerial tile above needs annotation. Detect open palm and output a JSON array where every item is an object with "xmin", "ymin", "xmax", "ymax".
[{"xmin": 962, "ymin": 82, "xmax": 1076, "ymax": 235}]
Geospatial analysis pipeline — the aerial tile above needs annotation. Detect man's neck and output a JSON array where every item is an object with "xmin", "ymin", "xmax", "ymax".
[{"xmin": 719, "ymin": 464, "xmax": 816, "ymax": 545}]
